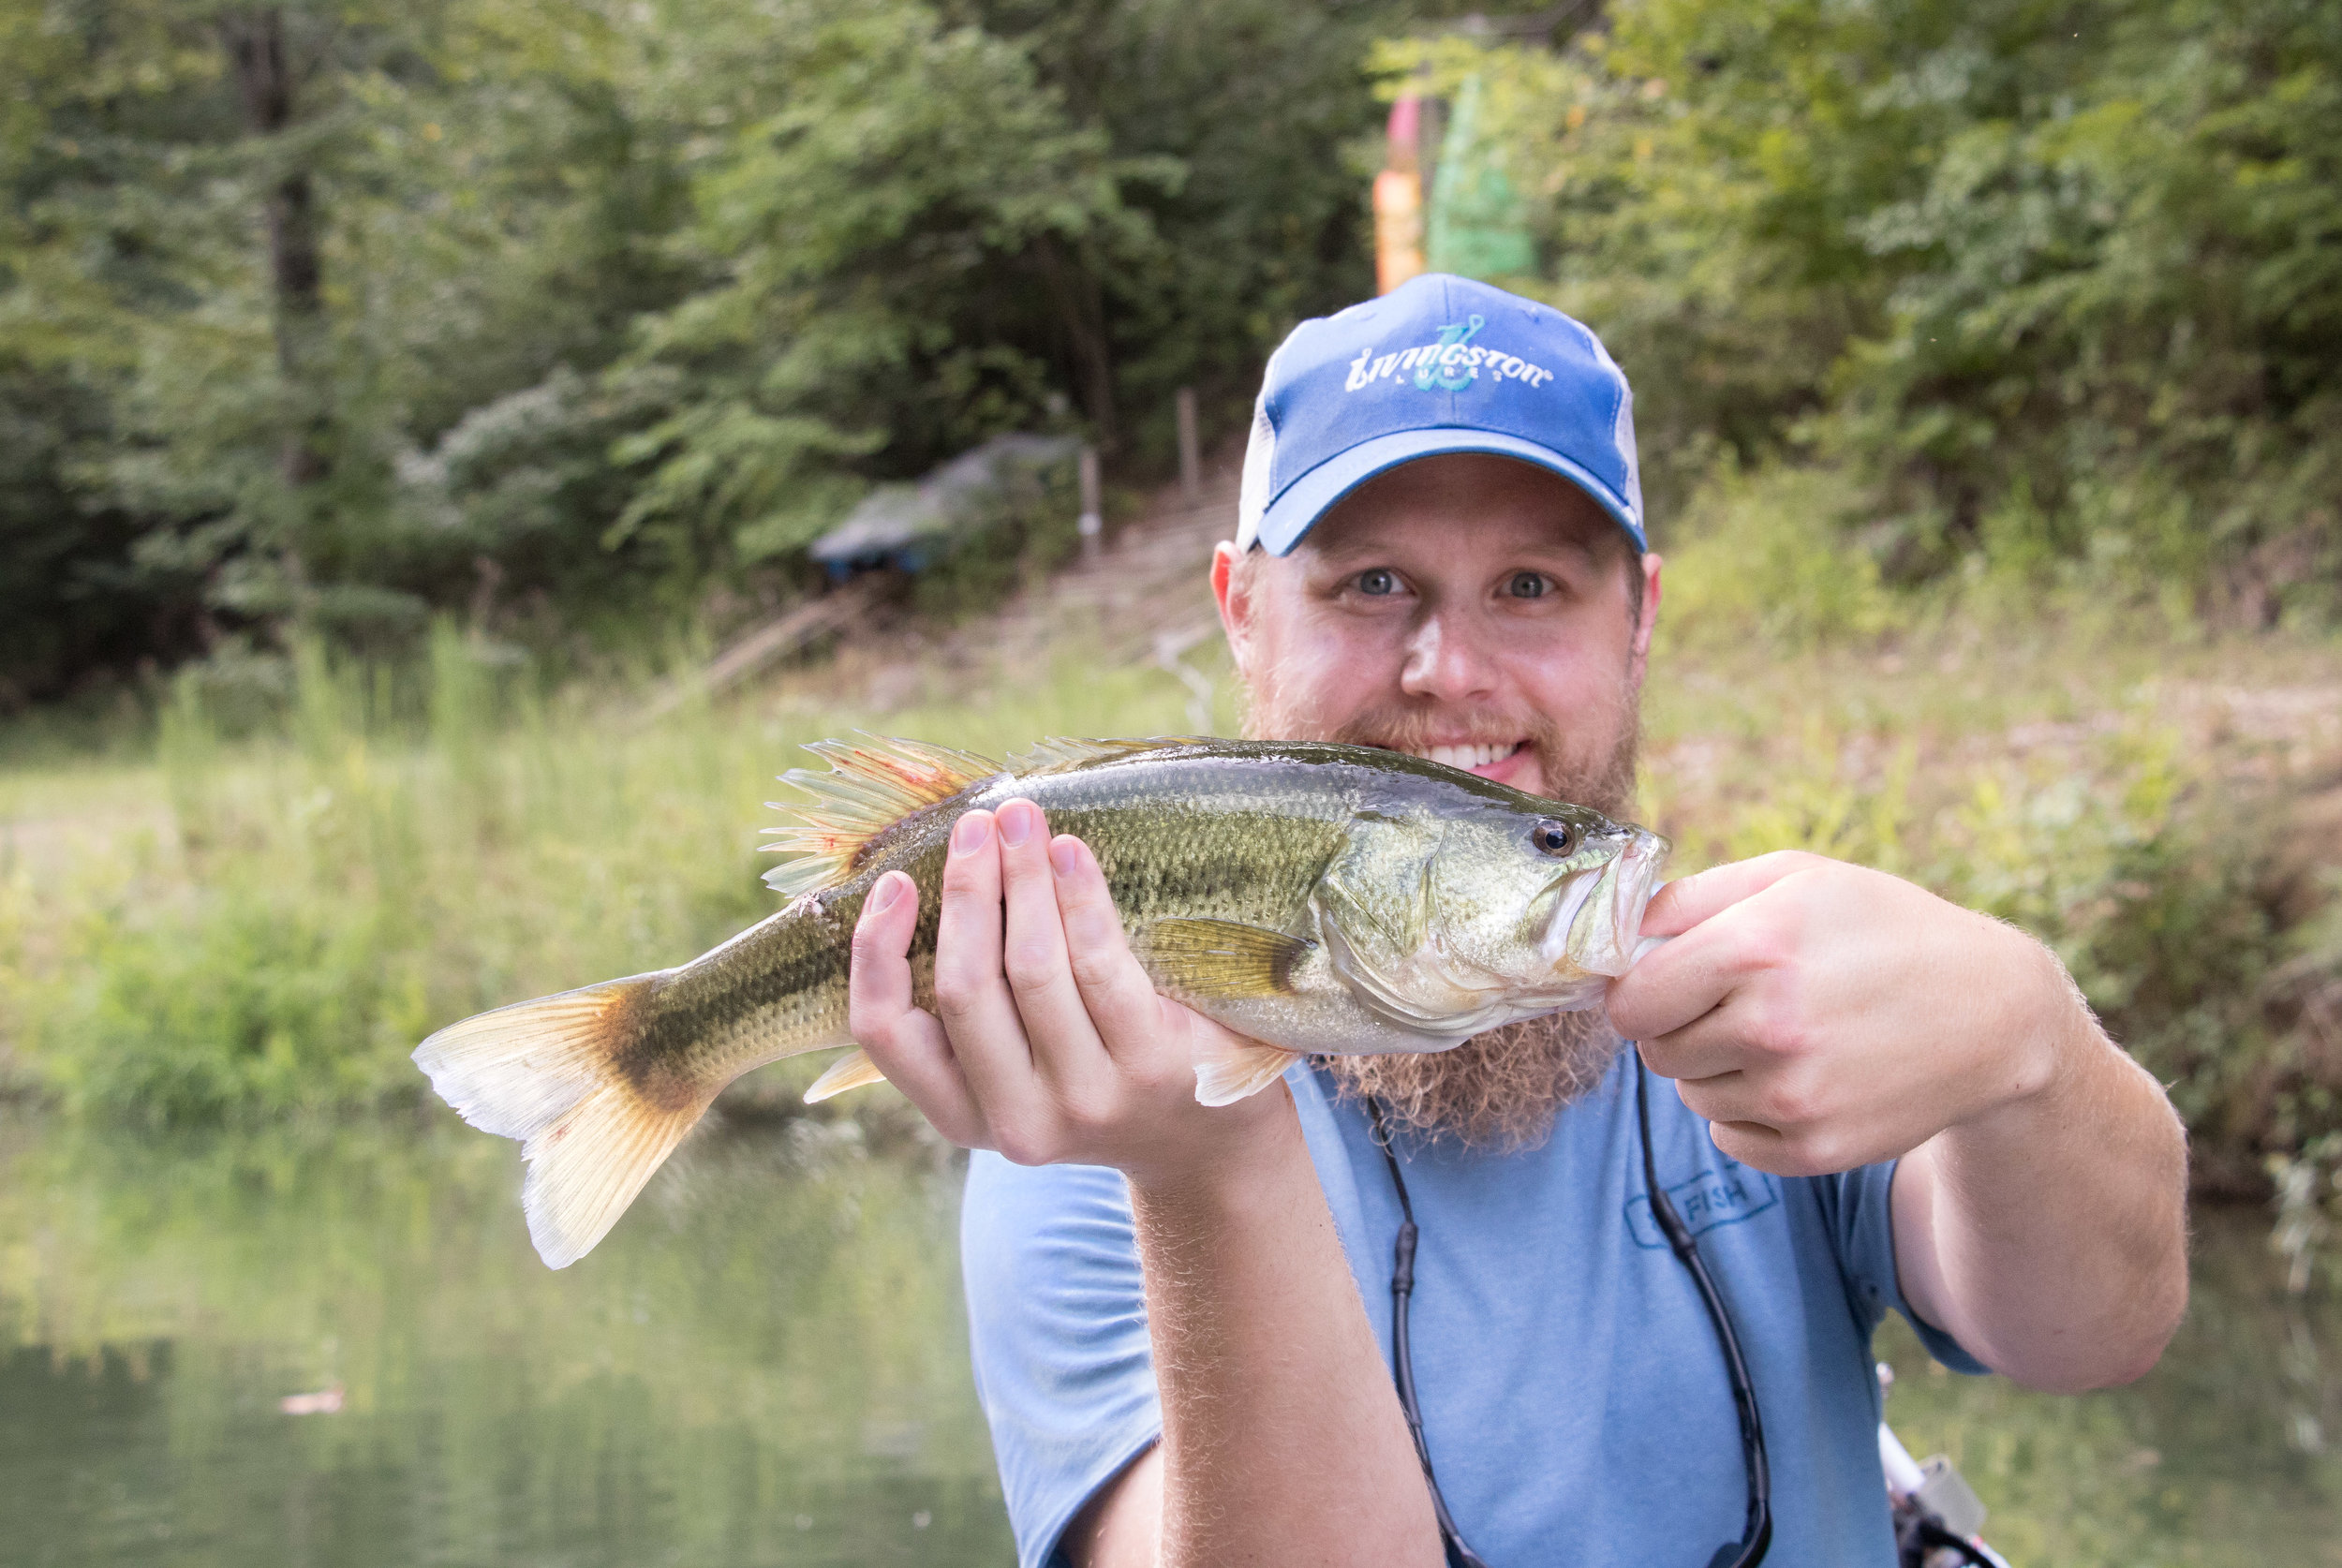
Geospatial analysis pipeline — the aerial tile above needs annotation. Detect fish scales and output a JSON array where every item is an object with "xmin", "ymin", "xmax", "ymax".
[
  {"xmin": 412, "ymin": 737, "xmax": 1668, "ymax": 1267},
  {"xmin": 631, "ymin": 753, "xmax": 1356, "ymax": 1103}
]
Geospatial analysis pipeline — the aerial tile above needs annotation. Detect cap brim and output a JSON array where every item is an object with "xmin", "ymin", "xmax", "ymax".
[{"xmin": 1252, "ymin": 428, "xmax": 1645, "ymax": 555}]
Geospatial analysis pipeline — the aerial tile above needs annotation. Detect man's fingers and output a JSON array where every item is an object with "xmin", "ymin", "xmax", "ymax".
[
  {"xmin": 1638, "ymin": 851, "xmax": 1824, "ymax": 939},
  {"xmin": 930, "ymin": 810, "xmax": 1041, "ymax": 1108},
  {"xmin": 1050, "ymin": 835, "xmax": 1179, "ymax": 1066},
  {"xmin": 1606, "ymin": 921, "xmax": 1737, "ymax": 1044},
  {"xmin": 1633, "ymin": 1013, "xmax": 1755, "ymax": 1085},
  {"xmin": 993, "ymin": 801, "xmax": 1118, "ymax": 1108},
  {"xmin": 1607, "ymin": 866, "xmax": 1812, "ymax": 1043},
  {"xmin": 847, "ymin": 871, "xmax": 983, "ymax": 1146}
]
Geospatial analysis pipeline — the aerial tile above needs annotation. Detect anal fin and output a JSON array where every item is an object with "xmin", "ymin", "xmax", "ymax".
[
  {"xmin": 1193, "ymin": 1038, "xmax": 1302, "ymax": 1106},
  {"xmin": 804, "ymin": 1046, "xmax": 888, "ymax": 1103}
]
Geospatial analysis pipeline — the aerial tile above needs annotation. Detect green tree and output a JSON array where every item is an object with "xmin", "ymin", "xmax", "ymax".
[{"xmin": 1382, "ymin": 0, "xmax": 2342, "ymax": 613}]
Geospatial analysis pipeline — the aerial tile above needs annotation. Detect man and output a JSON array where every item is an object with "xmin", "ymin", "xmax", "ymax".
[{"xmin": 847, "ymin": 274, "xmax": 2188, "ymax": 1566}]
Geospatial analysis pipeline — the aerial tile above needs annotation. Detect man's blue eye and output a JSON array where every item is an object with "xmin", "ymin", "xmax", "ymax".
[
  {"xmin": 1359, "ymin": 569, "xmax": 1397, "ymax": 596},
  {"xmin": 1509, "ymin": 571, "xmax": 1548, "ymax": 599}
]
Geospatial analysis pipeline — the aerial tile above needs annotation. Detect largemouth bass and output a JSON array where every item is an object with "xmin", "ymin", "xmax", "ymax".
[{"xmin": 413, "ymin": 736, "xmax": 1668, "ymax": 1267}]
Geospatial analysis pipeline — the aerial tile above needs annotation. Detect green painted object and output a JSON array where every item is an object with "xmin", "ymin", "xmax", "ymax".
[{"xmin": 1428, "ymin": 75, "xmax": 1535, "ymax": 279}]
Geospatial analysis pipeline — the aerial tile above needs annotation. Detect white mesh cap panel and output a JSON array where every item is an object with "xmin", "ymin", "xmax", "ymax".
[
  {"xmin": 1584, "ymin": 329, "xmax": 1644, "ymax": 538},
  {"xmin": 1234, "ymin": 388, "xmax": 1278, "ymax": 551}
]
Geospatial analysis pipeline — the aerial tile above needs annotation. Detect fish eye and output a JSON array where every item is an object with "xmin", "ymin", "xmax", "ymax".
[
  {"xmin": 1357, "ymin": 568, "xmax": 1398, "ymax": 597},
  {"xmin": 1534, "ymin": 820, "xmax": 1575, "ymax": 856}
]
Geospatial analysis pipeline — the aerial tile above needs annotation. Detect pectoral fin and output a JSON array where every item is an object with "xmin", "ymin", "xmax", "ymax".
[
  {"xmin": 1193, "ymin": 1039, "xmax": 1302, "ymax": 1106},
  {"xmin": 1133, "ymin": 918, "xmax": 1314, "ymax": 1000}
]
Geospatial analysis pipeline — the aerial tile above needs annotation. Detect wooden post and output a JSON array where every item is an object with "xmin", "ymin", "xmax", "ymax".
[
  {"xmin": 1078, "ymin": 445, "xmax": 1103, "ymax": 564},
  {"xmin": 1176, "ymin": 387, "xmax": 1201, "ymax": 502}
]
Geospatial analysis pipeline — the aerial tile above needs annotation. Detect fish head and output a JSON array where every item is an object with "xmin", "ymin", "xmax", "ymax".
[
  {"xmin": 1313, "ymin": 773, "xmax": 1668, "ymax": 1037},
  {"xmin": 1419, "ymin": 795, "xmax": 1668, "ymax": 997}
]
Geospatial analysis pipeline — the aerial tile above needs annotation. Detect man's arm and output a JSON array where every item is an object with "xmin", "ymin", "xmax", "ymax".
[
  {"xmin": 850, "ymin": 800, "xmax": 1442, "ymax": 1568},
  {"xmin": 1608, "ymin": 851, "xmax": 2188, "ymax": 1392}
]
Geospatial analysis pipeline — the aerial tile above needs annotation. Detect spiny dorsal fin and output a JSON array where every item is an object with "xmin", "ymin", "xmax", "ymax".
[
  {"xmin": 1011, "ymin": 736, "xmax": 1210, "ymax": 776},
  {"xmin": 763, "ymin": 734, "xmax": 999, "ymax": 896}
]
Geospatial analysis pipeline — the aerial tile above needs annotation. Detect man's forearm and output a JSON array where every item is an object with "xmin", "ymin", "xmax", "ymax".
[
  {"xmin": 1112, "ymin": 1096, "xmax": 1442, "ymax": 1568},
  {"xmin": 1893, "ymin": 944, "xmax": 2189, "ymax": 1392}
]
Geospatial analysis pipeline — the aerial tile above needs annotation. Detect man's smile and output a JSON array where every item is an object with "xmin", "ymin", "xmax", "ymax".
[{"xmin": 1370, "ymin": 738, "xmax": 1534, "ymax": 784}]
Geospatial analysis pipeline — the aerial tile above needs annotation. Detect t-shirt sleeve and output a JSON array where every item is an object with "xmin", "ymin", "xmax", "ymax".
[
  {"xmin": 960, "ymin": 1150, "xmax": 1163, "ymax": 1568},
  {"xmin": 1822, "ymin": 1159, "xmax": 1990, "ymax": 1375}
]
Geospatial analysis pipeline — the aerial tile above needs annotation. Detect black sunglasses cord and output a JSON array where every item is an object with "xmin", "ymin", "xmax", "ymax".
[{"xmin": 1366, "ymin": 1049, "xmax": 1772, "ymax": 1568}]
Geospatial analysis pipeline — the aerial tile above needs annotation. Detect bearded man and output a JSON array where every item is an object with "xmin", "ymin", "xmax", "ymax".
[{"xmin": 847, "ymin": 274, "xmax": 2189, "ymax": 1567}]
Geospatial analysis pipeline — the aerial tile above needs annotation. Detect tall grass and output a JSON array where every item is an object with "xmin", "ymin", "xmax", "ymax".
[{"xmin": 0, "ymin": 621, "xmax": 1229, "ymax": 1126}]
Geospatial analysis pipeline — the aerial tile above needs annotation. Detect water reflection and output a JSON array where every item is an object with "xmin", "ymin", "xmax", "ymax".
[
  {"xmin": 1877, "ymin": 1216, "xmax": 2342, "ymax": 1565},
  {"xmin": 0, "ymin": 1112, "xmax": 1011, "ymax": 1567},
  {"xmin": 2, "ymin": 1110, "xmax": 2337, "ymax": 1566}
]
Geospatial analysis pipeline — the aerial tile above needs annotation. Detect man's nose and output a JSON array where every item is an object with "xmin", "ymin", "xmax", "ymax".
[{"xmin": 1399, "ymin": 612, "xmax": 1500, "ymax": 703}]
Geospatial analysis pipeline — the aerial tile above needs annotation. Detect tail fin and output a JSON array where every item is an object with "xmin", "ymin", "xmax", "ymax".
[{"xmin": 413, "ymin": 975, "xmax": 704, "ymax": 1269}]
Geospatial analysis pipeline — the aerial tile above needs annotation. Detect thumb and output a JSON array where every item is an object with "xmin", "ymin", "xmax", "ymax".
[{"xmin": 1639, "ymin": 850, "xmax": 1825, "ymax": 939}]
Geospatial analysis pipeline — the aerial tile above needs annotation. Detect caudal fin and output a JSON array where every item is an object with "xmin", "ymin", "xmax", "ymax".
[{"xmin": 413, "ymin": 974, "xmax": 704, "ymax": 1269}]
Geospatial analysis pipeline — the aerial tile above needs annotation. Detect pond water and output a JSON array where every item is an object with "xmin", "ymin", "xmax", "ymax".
[{"xmin": 1, "ymin": 1109, "xmax": 2336, "ymax": 1567}]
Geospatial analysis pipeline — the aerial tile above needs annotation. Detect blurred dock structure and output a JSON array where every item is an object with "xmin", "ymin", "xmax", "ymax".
[{"xmin": 672, "ymin": 444, "xmax": 1240, "ymax": 729}]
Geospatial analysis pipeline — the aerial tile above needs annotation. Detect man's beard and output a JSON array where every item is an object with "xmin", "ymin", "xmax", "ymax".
[{"xmin": 1242, "ymin": 672, "xmax": 1641, "ymax": 1153}]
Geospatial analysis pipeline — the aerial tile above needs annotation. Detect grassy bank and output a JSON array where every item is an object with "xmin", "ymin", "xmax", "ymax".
[
  {"xmin": 0, "ymin": 617, "xmax": 1239, "ymax": 1126},
  {"xmin": 3, "ymin": 517, "xmax": 2340, "ymax": 1260}
]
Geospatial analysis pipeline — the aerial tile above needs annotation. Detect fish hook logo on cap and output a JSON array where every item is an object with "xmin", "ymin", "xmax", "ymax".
[{"xmin": 1235, "ymin": 273, "xmax": 1646, "ymax": 557}]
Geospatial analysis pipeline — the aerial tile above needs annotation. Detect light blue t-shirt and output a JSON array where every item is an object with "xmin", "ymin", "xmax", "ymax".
[{"xmin": 960, "ymin": 1053, "xmax": 1986, "ymax": 1568}]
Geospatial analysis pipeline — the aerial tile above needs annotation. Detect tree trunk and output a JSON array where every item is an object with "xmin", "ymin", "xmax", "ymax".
[
  {"xmin": 219, "ymin": 7, "xmax": 329, "ymax": 486},
  {"xmin": 1031, "ymin": 232, "xmax": 1118, "ymax": 452}
]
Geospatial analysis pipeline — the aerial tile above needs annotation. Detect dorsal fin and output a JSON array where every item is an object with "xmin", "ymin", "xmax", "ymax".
[
  {"xmin": 1011, "ymin": 736, "xmax": 1210, "ymax": 776},
  {"xmin": 762, "ymin": 734, "xmax": 999, "ymax": 896}
]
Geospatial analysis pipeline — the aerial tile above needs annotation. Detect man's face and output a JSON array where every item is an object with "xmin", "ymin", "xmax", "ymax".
[
  {"xmin": 1212, "ymin": 452, "xmax": 1661, "ymax": 811},
  {"xmin": 1208, "ymin": 452, "xmax": 1664, "ymax": 1150}
]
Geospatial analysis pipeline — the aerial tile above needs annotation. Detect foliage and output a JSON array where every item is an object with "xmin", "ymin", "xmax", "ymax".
[
  {"xmin": 1, "ymin": 0, "xmax": 1422, "ymax": 703},
  {"xmin": 0, "ymin": 618, "xmax": 1236, "ymax": 1124},
  {"xmin": 1641, "ymin": 620, "xmax": 2342, "ymax": 1197},
  {"xmin": 1375, "ymin": 0, "xmax": 2342, "ymax": 614}
]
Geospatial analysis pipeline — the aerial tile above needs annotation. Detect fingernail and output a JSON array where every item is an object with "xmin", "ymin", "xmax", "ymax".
[
  {"xmin": 1049, "ymin": 836, "xmax": 1081, "ymax": 878},
  {"xmin": 867, "ymin": 872, "xmax": 902, "ymax": 914},
  {"xmin": 998, "ymin": 800, "xmax": 1034, "ymax": 847},
  {"xmin": 952, "ymin": 812, "xmax": 991, "ymax": 855}
]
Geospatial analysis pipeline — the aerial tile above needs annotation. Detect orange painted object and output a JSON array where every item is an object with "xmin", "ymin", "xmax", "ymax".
[
  {"xmin": 1373, "ymin": 95, "xmax": 1426, "ymax": 294},
  {"xmin": 1374, "ymin": 169, "xmax": 1424, "ymax": 295}
]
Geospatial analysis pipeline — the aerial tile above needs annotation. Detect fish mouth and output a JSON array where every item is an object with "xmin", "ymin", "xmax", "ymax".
[{"xmin": 1539, "ymin": 829, "xmax": 1668, "ymax": 980}]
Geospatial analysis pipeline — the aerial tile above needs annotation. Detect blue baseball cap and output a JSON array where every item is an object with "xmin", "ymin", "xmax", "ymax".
[{"xmin": 1235, "ymin": 273, "xmax": 1645, "ymax": 555}]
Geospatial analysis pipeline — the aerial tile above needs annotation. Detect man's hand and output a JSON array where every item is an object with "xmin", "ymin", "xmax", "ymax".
[
  {"xmin": 852, "ymin": 795, "xmax": 1445, "ymax": 1567},
  {"xmin": 849, "ymin": 797, "xmax": 1290, "ymax": 1184},
  {"xmin": 1605, "ymin": 850, "xmax": 2188, "ymax": 1392},
  {"xmin": 1604, "ymin": 851, "xmax": 2071, "ymax": 1177}
]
